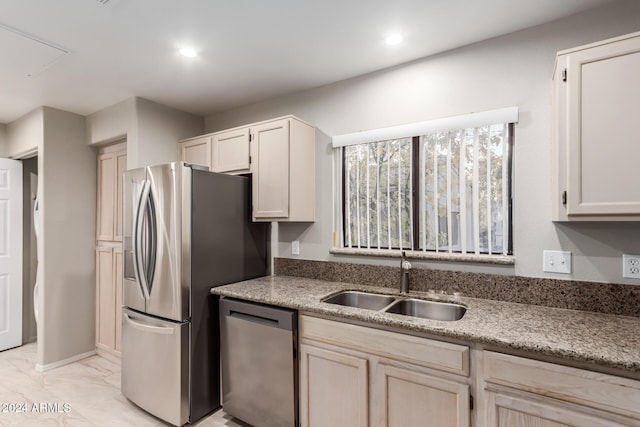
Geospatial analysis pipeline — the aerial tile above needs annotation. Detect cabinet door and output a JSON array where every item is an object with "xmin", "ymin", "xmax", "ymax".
[
  {"xmin": 565, "ymin": 36, "xmax": 640, "ymax": 216},
  {"xmin": 485, "ymin": 392, "xmax": 629, "ymax": 427},
  {"xmin": 374, "ymin": 363, "xmax": 470, "ymax": 427},
  {"xmin": 96, "ymin": 154, "xmax": 116, "ymax": 241},
  {"xmin": 300, "ymin": 343, "xmax": 368, "ymax": 427},
  {"xmin": 96, "ymin": 247, "xmax": 115, "ymax": 350},
  {"xmin": 179, "ymin": 136, "xmax": 211, "ymax": 168},
  {"xmin": 114, "ymin": 152, "xmax": 127, "ymax": 242},
  {"xmin": 252, "ymin": 119, "xmax": 290, "ymax": 219},
  {"xmin": 212, "ymin": 128, "xmax": 250, "ymax": 173},
  {"xmin": 113, "ymin": 247, "xmax": 123, "ymax": 353}
]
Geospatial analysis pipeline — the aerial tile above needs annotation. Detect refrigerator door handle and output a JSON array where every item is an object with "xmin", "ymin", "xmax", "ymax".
[
  {"xmin": 124, "ymin": 313, "xmax": 175, "ymax": 335},
  {"xmin": 134, "ymin": 179, "xmax": 152, "ymax": 300},
  {"xmin": 144, "ymin": 185, "xmax": 157, "ymax": 291}
]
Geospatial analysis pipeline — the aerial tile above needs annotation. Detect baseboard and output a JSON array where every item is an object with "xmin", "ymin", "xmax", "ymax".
[
  {"xmin": 35, "ymin": 349, "xmax": 96, "ymax": 372},
  {"xmin": 95, "ymin": 346, "xmax": 121, "ymax": 364}
]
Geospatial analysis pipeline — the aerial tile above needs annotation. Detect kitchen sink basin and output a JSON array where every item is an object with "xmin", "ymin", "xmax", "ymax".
[
  {"xmin": 321, "ymin": 291, "xmax": 397, "ymax": 311},
  {"xmin": 384, "ymin": 298, "xmax": 466, "ymax": 321}
]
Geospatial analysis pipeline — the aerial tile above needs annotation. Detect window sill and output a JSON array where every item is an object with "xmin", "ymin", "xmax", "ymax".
[{"xmin": 330, "ymin": 247, "xmax": 515, "ymax": 265}]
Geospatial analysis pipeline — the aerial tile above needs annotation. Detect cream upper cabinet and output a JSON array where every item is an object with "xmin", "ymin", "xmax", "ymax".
[
  {"xmin": 212, "ymin": 127, "xmax": 250, "ymax": 174},
  {"xmin": 552, "ymin": 31, "xmax": 640, "ymax": 221},
  {"xmin": 481, "ymin": 351, "xmax": 640, "ymax": 426},
  {"xmin": 252, "ymin": 116, "xmax": 315, "ymax": 222},
  {"xmin": 179, "ymin": 115, "xmax": 316, "ymax": 222},
  {"xmin": 299, "ymin": 315, "xmax": 471, "ymax": 427},
  {"xmin": 97, "ymin": 150, "xmax": 126, "ymax": 241},
  {"xmin": 178, "ymin": 134, "xmax": 212, "ymax": 169}
]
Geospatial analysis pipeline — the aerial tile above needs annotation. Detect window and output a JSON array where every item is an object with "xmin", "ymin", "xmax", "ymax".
[
  {"xmin": 343, "ymin": 138, "xmax": 413, "ymax": 250},
  {"xmin": 335, "ymin": 108, "xmax": 515, "ymax": 257}
]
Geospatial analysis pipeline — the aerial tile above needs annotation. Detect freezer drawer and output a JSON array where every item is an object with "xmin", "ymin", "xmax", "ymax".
[
  {"xmin": 121, "ymin": 309, "xmax": 189, "ymax": 426},
  {"xmin": 220, "ymin": 298, "xmax": 297, "ymax": 427}
]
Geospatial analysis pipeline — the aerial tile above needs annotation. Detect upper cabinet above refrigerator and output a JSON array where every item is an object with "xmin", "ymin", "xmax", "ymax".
[
  {"xmin": 179, "ymin": 115, "xmax": 316, "ymax": 222},
  {"xmin": 177, "ymin": 135, "xmax": 212, "ymax": 169},
  {"xmin": 552, "ymin": 31, "xmax": 640, "ymax": 221}
]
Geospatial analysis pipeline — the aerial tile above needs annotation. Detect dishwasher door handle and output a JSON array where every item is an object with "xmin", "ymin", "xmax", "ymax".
[
  {"xmin": 229, "ymin": 310, "xmax": 280, "ymax": 328},
  {"xmin": 220, "ymin": 298, "xmax": 295, "ymax": 331}
]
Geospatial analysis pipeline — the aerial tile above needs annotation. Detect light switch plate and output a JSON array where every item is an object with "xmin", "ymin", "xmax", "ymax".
[
  {"xmin": 543, "ymin": 250, "xmax": 571, "ymax": 274},
  {"xmin": 291, "ymin": 240, "xmax": 300, "ymax": 256}
]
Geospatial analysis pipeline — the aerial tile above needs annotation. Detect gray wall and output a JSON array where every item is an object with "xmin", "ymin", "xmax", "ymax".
[
  {"xmin": 0, "ymin": 124, "xmax": 7, "ymax": 157},
  {"xmin": 7, "ymin": 109, "xmax": 42, "ymax": 158},
  {"xmin": 136, "ymin": 97, "xmax": 204, "ymax": 167},
  {"xmin": 205, "ymin": 0, "xmax": 640, "ymax": 284},
  {"xmin": 86, "ymin": 96, "xmax": 203, "ymax": 167},
  {"xmin": 6, "ymin": 107, "xmax": 96, "ymax": 367},
  {"xmin": 39, "ymin": 107, "xmax": 96, "ymax": 367},
  {"xmin": 22, "ymin": 156, "xmax": 38, "ymax": 344}
]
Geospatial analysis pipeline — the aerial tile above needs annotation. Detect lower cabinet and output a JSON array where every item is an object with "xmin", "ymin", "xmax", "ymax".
[
  {"xmin": 96, "ymin": 246, "xmax": 123, "ymax": 356},
  {"xmin": 299, "ymin": 315, "xmax": 471, "ymax": 427},
  {"xmin": 300, "ymin": 344, "xmax": 369, "ymax": 426},
  {"xmin": 374, "ymin": 363, "xmax": 470, "ymax": 427},
  {"xmin": 485, "ymin": 391, "xmax": 629, "ymax": 427},
  {"xmin": 481, "ymin": 351, "xmax": 640, "ymax": 427}
]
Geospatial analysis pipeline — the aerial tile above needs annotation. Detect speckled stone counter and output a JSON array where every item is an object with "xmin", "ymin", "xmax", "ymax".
[{"xmin": 211, "ymin": 275, "xmax": 640, "ymax": 374}]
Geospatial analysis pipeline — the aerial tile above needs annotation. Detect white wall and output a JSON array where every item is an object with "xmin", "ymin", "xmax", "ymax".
[
  {"xmin": 205, "ymin": 0, "xmax": 640, "ymax": 284},
  {"xmin": 39, "ymin": 107, "xmax": 96, "ymax": 367},
  {"xmin": 135, "ymin": 98, "xmax": 204, "ymax": 167}
]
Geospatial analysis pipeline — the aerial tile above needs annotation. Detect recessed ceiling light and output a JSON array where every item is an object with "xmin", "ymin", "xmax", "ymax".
[
  {"xmin": 179, "ymin": 47, "xmax": 197, "ymax": 58},
  {"xmin": 385, "ymin": 34, "xmax": 404, "ymax": 46}
]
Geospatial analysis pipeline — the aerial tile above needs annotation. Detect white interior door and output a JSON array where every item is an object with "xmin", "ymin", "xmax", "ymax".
[{"xmin": 0, "ymin": 158, "xmax": 23, "ymax": 351}]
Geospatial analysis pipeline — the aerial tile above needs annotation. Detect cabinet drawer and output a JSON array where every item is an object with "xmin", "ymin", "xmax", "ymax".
[
  {"xmin": 483, "ymin": 351, "xmax": 640, "ymax": 420},
  {"xmin": 300, "ymin": 315, "xmax": 469, "ymax": 376}
]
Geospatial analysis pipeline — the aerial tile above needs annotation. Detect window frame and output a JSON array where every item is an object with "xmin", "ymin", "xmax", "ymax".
[{"xmin": 337, "ymin": 122, "xmax": 514, "ymax": 258}]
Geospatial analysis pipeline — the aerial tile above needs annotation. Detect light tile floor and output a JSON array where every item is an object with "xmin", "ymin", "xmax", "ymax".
[{"xmin": 0, "ymin": 343, "xmax": 246, "ymax": 427}]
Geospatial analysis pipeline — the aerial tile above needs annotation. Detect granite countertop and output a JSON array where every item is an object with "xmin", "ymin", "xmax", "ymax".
[{"xmin": 211, "ymin": 275, "xmax": 640, "ymax": 373}]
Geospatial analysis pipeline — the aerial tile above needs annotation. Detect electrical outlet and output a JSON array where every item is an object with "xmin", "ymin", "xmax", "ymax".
[
  {"xmin": 622, "ymin": 254, "xmax": 640, "ymax": 279},
  {"xmin": 543, "ymin": 250, "xmax": 571, "ymax": 274},
  {"xmin": 291, "ymin": 240, "xmax": 300, "ymax": 256}
]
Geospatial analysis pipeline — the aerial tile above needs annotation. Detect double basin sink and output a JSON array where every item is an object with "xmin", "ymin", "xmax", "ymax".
[{"xmin": 321, "ymin": 290, "xmax": 466, "ymax": 322}]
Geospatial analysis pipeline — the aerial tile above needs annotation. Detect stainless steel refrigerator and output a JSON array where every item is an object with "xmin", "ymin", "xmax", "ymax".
[{"xmin": 120, "ymin": 162, "xmax": 267, "ymax": 426}]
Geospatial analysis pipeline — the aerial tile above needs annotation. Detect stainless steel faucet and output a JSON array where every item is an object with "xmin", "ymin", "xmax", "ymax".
[{"xmin": 399, "ymin": 251, "xmax": 412, "ymax": 294}]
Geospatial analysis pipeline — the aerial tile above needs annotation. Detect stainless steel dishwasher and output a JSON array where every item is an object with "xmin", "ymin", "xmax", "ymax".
[{"xmin": 219, "ymin": 298, "xmax": 298, "ymax": 427}]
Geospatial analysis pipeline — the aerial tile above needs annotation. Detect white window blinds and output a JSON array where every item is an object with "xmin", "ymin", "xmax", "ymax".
[{"xmin": 334, "ymin": 107, "xmax": 516, "ymax": 256}]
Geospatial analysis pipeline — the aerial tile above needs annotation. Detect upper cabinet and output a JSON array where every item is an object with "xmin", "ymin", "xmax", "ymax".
[
  {"xmin": 252, "ymin": 117, "xmax": 315, "ymax": 222},
  {"xmin": 212, "ymin": 127, "xmax": 251, "ymax": 174},
  {"xmin": 178, "ymin": 134, "xmax": 211, "ymax": 169},
  {"xmin": 97, "ymin": 149, "xmax": 127, "ymax": 241},
  {"xmin": 179, "ymin": 115, "xmax": 316, "ymax": 222},
  {"xmin": 552, "ymin": 31, "xmax": 640, "ymax": 221}
]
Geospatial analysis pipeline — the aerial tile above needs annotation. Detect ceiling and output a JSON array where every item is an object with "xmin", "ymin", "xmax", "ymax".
[{"xmin": 0, "ymin": 0, "xmax": 615, "ymax": 124}]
